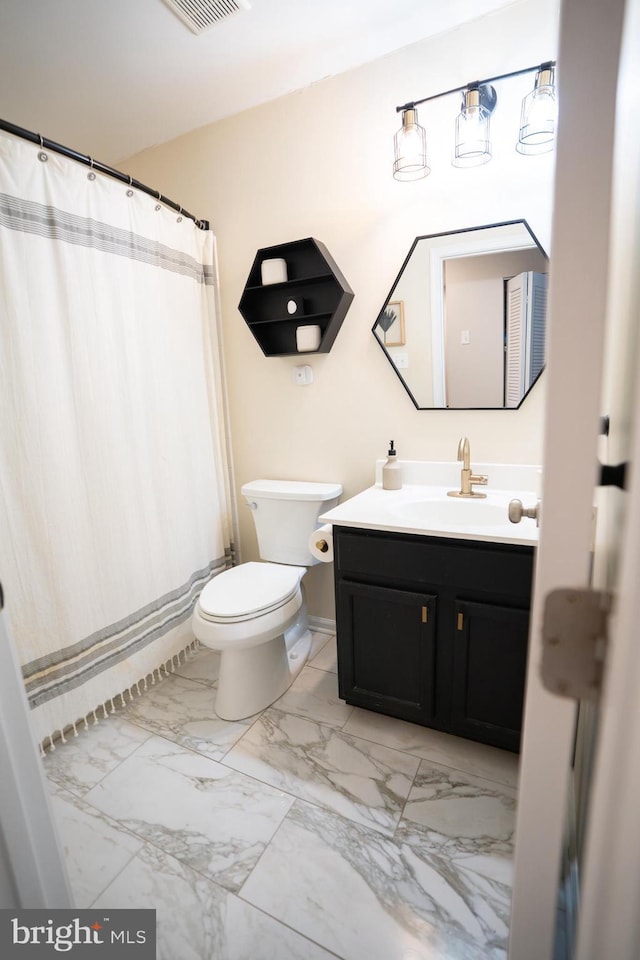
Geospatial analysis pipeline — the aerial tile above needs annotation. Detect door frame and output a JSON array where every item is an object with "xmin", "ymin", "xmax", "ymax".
[
  {"xmin": 508, "ymin": 0, "xmax": 627, "ymax": 957},
  {"xmin": 0, "ymin": 599, "xmax": 72, "ymax": 907},
  {"xmin": 572, "ymin": 0, "xmax": 640, "ymax": 953}
]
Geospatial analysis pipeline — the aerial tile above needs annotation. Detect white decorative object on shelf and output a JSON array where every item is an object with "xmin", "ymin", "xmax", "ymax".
[
  {"xmin": 296, "ymin": 324, "xmax": 321, "ymax": 352},
  {"xmin": 261, "ymin": 257, "xmax": 287, "ymax": 285}
]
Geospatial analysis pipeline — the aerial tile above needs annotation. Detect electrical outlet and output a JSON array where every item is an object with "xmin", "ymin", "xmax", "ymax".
[{"xmin": 293, "ymin": 365, "xmax": 314, "ymax": 385}]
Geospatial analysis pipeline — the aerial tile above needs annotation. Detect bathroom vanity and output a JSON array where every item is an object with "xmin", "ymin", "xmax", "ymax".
[{"xmin": 319, "ymin": 460, "xmax": 540, "ymax": 753}]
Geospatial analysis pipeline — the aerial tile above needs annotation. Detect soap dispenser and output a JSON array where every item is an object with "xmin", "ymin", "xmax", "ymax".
[{"xmin": 382, "ymin": 440, "xmax": 403, "ymax": 490}]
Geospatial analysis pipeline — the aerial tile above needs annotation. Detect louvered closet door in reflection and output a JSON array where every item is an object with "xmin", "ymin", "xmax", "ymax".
[
  {"xmin": 526, "ymin": 271, "xmax": 548, "ymax": 388},
  {"xmin": 505, "ymin": 272, "xmax": 526, "ymax": 407},
  {"xmin": 505, "ymin": 271, "xmax": 548, "ymax": 407}
]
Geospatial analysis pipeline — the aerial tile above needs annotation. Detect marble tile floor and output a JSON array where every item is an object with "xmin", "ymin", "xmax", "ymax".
[{"xmin": 43, "ymin": 633, "xmax": 520, "ymax": 960}]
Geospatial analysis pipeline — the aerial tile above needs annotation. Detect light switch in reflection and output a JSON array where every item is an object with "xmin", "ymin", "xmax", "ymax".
[
  {"xmin": 461, "ymin": 330, "xmax": 471, "ymax": 344},
  {"xmin": 394, "ymin": 352, "xmax": 408, "ymax": 368}
]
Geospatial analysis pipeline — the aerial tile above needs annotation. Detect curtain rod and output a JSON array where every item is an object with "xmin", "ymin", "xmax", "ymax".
[{"xmin": 0, "ymin": 118, "xmax": 209, "ymax": 231}]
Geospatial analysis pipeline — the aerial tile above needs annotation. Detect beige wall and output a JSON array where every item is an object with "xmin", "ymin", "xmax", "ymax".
[{"xmin": 125, "ymin": 0, "xmax": 558, "ymax": 620}]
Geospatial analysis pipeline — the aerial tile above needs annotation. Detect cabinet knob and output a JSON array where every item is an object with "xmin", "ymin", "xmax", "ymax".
[
  {"xmin": 508, "ymin": 498, "xmax": 541, "ymax": 526},
  {"xmin": 315, "ymin": 539, "xmax": 329, "ymax": 553}
]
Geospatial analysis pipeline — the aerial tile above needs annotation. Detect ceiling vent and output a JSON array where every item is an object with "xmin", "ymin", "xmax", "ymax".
[{"xmin": 161, "ymin": 0, "xmax": 251, "ymax": 35}]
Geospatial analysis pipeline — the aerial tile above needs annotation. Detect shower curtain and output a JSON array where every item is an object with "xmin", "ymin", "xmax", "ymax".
[{"xmin": 0, "ymin": 130, "xmax": 234, "ymax": 749}]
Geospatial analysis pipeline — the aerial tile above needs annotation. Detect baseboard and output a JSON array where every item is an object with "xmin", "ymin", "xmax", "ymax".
[{"xmin": 308, "ymin": 616, "xmax": 336, "ymax": 636}]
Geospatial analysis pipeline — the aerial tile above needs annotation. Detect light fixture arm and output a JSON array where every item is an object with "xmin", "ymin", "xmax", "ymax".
[{"xmin": 395, "ymin": 60, "xmax": 556, "ymax": 113}]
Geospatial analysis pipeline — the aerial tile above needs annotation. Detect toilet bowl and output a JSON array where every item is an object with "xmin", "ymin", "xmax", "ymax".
[{"xmin": 191, "ymin": 479, "xmax": 341, "ymax": 720}]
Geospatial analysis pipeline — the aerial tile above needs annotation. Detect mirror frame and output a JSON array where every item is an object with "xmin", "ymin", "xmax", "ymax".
[{"xmin": 373, "ymin": 219, "xmax": 549, "ymax": 410}]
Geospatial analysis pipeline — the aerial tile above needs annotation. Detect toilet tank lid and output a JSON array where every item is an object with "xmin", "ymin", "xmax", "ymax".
[{"xmin": 241, "ymin": 479, "xmax": 342, "ymax": 501}]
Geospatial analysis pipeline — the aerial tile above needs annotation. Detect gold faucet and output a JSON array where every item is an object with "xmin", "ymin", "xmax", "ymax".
[{"xmin": 447, "ymin": 437, "xmax": 488, "ymax": 499}]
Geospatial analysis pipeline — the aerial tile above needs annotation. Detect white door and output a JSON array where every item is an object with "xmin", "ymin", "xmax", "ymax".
[
  {"xmin": 570, "ymin": 0, "xmax": 640, "ymax": 952},
  {"xmin": 509, "ymin": 0, "xmax": 639, "ymax": 958}
]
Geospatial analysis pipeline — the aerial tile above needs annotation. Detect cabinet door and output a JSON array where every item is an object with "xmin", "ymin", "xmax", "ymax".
[
  {"xmin": 451, "ymin": 599, "xmax": 529, "ymax": 752},
  {"xmin": 336, "ymin": 581, "xmax": 437, "ymax": 724}
]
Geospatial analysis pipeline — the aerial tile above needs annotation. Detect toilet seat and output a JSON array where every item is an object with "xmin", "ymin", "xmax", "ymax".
[{"xmin": 198, "ymin": 561, "xmax": 303, "ymax": 624}]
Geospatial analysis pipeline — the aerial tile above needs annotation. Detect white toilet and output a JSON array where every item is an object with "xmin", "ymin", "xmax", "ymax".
[{"xmin": 191, "ymin": 479, "xmax": 342, "ymax": 720}]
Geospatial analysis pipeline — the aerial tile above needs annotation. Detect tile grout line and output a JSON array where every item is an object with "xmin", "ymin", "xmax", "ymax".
[
  {"xmin": 217, "ymin": 708, "xmax": 415, "ymax": 840},
  {"xmin": 236, "ymin": 872, "xmax": 347, "ymax": 960},
  {"xmin": 87, "ymin": 845, "xmax": 142, "ymax": 911},
  {"xmin": 337, "ymin": 724, "xmax": 520, "ymax": 789}
]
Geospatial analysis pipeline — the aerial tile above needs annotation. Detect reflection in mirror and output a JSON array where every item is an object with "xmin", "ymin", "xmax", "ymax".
[{"xmin": 373, "ymin": 220, "xmax": 549, "ymax": 409}]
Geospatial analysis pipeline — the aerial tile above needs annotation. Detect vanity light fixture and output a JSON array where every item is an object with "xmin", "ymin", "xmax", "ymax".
[
  {"xmin": 392, "ymin": 60, "xmax": 557, "ymax": 180},
  {"xmin": 516, "ymin": 62, "xmax": 557, "ymax": 154},
  {"xmin": 393, "ymin": 107, "xmax": 429, "ymax": 180},
  {"xmin": 452, "ymin": 83, "xmax": 497, "ymax": 167}
]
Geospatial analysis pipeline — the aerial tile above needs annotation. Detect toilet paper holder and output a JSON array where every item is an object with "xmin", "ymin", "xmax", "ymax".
[{"xmin": 309, "ymin": 523, "xmax": 334, "ymax": 563}]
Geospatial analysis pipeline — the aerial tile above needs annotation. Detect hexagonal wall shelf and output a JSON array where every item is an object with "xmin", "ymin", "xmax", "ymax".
[{"xmin": 238, "ymin": 238, "xmax": 354, "ymax": 357}]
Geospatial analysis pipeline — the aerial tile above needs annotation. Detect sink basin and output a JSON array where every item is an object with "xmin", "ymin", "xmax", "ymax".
[
  {"xmin": 391, "ymin": 497, "xmax": 509, "ymax": 529},
  {"xmin": 319, "ymin": 468, "xmax": 541, "ymax": 545}
]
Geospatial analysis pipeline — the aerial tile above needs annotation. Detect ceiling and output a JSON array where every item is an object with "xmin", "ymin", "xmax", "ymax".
[{"xmin": 0, "ymin": 0, "xmax": 519, "ymax": 164}]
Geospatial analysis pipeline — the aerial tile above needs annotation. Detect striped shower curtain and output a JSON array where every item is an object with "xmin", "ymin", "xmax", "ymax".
[{"xmin": 0, "ymin": 130, "xmax": 234, "ymax": 749}]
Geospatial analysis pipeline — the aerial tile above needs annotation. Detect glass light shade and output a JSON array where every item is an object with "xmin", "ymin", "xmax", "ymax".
[
  {"xmin": 452, "ymin": 88, "xmax": 492, "ymax": 167},
  {"xmin": 393, "ymin": 108, "xmax": 430, "ymax": 181},
  {"xmin": 517, "ymin": 66, "xmax": 557, "ymax": 154}
]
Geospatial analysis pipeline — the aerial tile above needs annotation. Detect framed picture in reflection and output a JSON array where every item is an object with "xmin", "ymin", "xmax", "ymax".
[{"xmin": 378, "ymin": 300, "xmax": 405, "ymax": 346}]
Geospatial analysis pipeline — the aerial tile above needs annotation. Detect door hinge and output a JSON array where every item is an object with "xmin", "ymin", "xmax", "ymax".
[
  {"xmin": 541, "ymin": 588, "xmax": 611, "ymax": 700},
  {"xmin": 598, "ymin": 460, "xmax": 628, "ymax": 489},
  {"xmin": 421, "ymin": 605, "xmax": 428, "ymax": 623}
]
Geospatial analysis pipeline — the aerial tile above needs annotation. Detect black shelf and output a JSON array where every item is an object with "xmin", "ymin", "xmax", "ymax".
[
  {"xmin": 238, "ymin": 238, "xmax": 354, "ymax": 356},
  {"xmin": 243, "ymin": 273, "xmax": 334, "ymax": 293},
  {"xmin": 248, "ymin": 311, "xmax": 332, "ymax": 326}
]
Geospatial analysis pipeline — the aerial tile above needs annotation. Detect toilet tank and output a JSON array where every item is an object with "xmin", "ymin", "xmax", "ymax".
[{"xmin": 241, "ymin": 479, "xmax": 342, "ymax": 565}]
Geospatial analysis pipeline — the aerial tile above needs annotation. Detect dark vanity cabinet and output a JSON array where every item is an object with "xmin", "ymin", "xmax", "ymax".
[{"xmin": 333, "ymin": 526, "xmax": 534, "ymax": 752}]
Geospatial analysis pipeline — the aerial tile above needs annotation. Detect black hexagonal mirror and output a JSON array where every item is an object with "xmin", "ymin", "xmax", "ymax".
[
  {"xmin": 373, "ymin": 220, "xmax": 549, "ymax": 409},
  {"xmin": 239, "ymin": 238, "xmax": 354, "ymax": 357}
]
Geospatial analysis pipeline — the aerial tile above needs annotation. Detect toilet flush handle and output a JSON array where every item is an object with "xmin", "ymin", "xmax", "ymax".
[{"xmin": 247, "ymin": 501, "xmax": 258, "ymax": 510}]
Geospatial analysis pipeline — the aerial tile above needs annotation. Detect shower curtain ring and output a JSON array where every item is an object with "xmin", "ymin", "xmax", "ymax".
[
  {"xmin": 87, "ymin": 157, "xmax": 96, "ymax": 181},
  {"xmin": 155, "ymin": 189, "xmax": 162, "ymax": 212},
  {"xmin": 177, "ymin": 205, "xmax": 183, "ymax": 223},
  {"xmin": 37, "ymin": 133, "xmax": 48, "ymax": 162},
  {"xmin": 126, "ymin": 175, "xmax": 134, "ymax": 198}
]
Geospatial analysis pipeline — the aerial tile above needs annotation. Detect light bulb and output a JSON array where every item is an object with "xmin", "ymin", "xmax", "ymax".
[
  {"xmin": 393, "ymin": 108, "xmax": 430, "ymax": 181},
  {"xmin": 452, "ymin": 86, "xmax": 494, "ymax": 168},
  {"xmin": 517, "ymin": 65, "xmax": 557, "ymax": 154}
]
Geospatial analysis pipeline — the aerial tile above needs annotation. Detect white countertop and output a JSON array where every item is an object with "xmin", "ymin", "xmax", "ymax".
[{"xmin": 319, "ymin": 461, "xmax": 541, "ymax": 547}]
